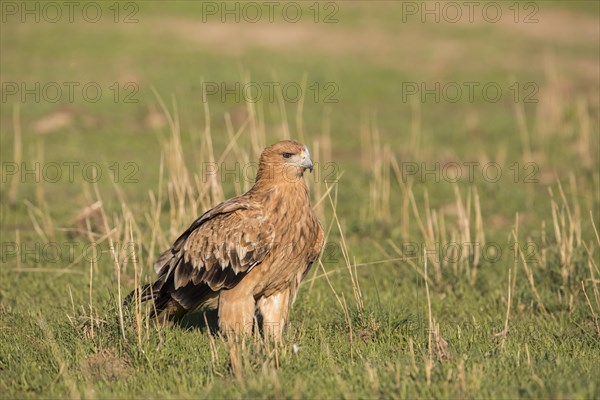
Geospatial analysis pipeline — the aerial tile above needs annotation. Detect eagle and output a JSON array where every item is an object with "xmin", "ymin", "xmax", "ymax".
[{"xmin": 130, "ymin": 140, "xmax": 324, "ymax": 339}]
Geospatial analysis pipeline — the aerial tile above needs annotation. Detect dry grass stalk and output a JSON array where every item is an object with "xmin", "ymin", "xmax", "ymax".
[
  {"xmin": 360, "ymin": 110, "xmax": 391, "ymax": 223},
  {"xmin": 514, "ymin": 101, "xmax": 532, "ymax": 162},
  {"xmin": 575, "ymin": 98, "xmax": 593, "ymax": 168},
  {"xmin": 549, "ymin": 177, "xmax": 582, "ymax": 290},
  {"xmin": 408, "ymin": 97, "xmax": 422, "ymax": 158},
  {"xmin": 8, "ymin": 104, "xmax": 22, "ymax": 204},
  {"xmin": 326, "ymin": 182, "xmax": 364, "ymax": 313},
  {"xmin": 581, "ymin": 281, "xmax": 600, "ymax": 338},
  {"xmin": 408, "ymin": 189, "xmax": 441, "ymax": 283},
  {"xmin": 24, "ymin": 199, "xmax": 55, "ymax": 244},
  {"xmin": 581, "ymin": 214, "xmax": 600, "ymax": 337},
  {"xmin": 424, "ymin": 248, "xmax": 450, "ymax": 371},
  {"xmin": 512, "ymin": 227, "xmax": 549, "ymax": 317},
  {"xmin": 294, "ymin": 73, "xmax": 308, "ymax": 144},
  {"xmin": 92, "ymin": 183, "xmax": 126, "ymax": 340},
  {"xmin": 497, "ymin": 268, "xmax": 513, "ymax": 351},
  {"xmin": 389, "ymin": 153, "xmax": 413, "ymax": 241}
]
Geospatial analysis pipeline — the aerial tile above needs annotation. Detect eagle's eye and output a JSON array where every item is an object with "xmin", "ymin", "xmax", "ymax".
[{"xmin": 282, "ymin": 152, "xmax": 293, "ymax": 159}]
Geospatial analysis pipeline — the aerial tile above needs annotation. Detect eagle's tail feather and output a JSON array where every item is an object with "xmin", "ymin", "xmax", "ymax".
[
  {"xmin": 125, "ymin": 280, "xmax": 162, "ymax": 304},
  {"xmin": 126, "ymin": 277, "xmax": 208, "ymax": 323},
  {"xmin": 125, "ymin": 278, "xmax": 180, "ymax": 322}
]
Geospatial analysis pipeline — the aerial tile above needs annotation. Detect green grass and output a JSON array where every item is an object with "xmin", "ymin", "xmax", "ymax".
[{"xmin": 1, "ymin": 1, "xmax": 599, "ymax": 398}]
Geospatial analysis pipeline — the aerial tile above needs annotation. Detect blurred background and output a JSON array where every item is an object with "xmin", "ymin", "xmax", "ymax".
[
  {"xmin": 1, "ymin": 1, "xmax": 599, "ymax": 398},
  {"xmin": 2, "ymin": 1, "xmax": 597, "ymax": 213}
]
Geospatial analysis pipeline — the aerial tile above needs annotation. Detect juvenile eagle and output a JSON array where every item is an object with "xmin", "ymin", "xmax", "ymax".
[{"xmin": 131, "ymin": 140, "xmax": 324, "ymax": 339}]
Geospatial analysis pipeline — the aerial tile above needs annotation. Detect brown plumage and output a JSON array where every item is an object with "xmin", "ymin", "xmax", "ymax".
[{"xmin": 130, "ymin": 140, "xmax": 324, "ymax": 339}]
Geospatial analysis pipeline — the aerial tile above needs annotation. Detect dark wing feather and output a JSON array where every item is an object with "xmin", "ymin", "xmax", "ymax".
[{"xmin": 153, "ymin": 197, "xmax": 275, "ymax": 298}]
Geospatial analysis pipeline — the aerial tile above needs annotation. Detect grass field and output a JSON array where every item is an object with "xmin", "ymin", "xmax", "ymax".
[{"xmin": 1, "ymin": 1, "xmax": 599, "ymax": 398}]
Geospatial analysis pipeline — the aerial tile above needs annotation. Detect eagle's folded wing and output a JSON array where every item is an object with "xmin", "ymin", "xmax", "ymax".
[{"xmin": 153, "ymin": 198, "xmax": 275, "ymax": 295}]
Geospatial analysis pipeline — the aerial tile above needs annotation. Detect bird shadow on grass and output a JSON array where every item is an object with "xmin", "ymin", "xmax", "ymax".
[
  {"xmin": 178, "ymin": 309, "xmax": 219, "ymax": 333},
  {"xmin": 176, "ymin": 309, "xmax": 269, "ymax": 337}
]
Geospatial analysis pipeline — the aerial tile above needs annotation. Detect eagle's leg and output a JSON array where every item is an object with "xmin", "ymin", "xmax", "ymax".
[
  {"xmin": 257, "ymin": 288, "xmax": 290, "ymax": 341},
  {"xmin": 218, "ymin": 289, "xmax": 255, "ymax": 336}
]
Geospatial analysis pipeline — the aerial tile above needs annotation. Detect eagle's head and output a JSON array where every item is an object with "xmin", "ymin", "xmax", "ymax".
[{"xmin": 257, "ymin": 140, "xmax": 314, "ymax": 183}]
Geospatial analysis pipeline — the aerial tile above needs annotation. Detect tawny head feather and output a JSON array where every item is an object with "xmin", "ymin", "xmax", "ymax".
[{"xmin": 256, "ymin": 140, "xmax": 313, "ymax": 184}]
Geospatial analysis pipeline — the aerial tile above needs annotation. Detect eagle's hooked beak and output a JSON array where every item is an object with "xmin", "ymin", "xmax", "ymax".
[
  {"xmin": 301, "ymin": 146, "xmax": 313, "ymax": 173},
  {"xmin": 301, "ymin": 156, "xmax": 313, "ymax": 173}
]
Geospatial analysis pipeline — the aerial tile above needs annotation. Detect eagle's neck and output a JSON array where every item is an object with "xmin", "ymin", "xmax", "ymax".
[{"xmin": 250, "ymin": 173, "xmax": 310, "ymax": 210}]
